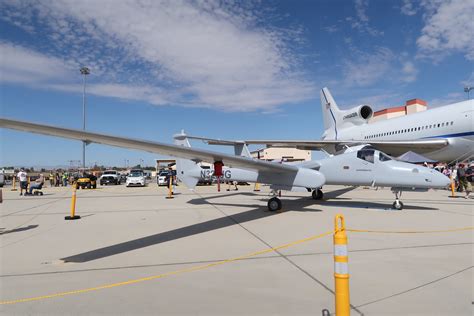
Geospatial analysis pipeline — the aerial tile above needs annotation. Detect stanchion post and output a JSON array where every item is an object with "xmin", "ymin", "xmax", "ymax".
[
  {"xmin": 334, "ymin": 214, "xmax": 350, "ymax": 316},
  {"xmin": 65, "ymin": 183, "xmax": 81, "ymax": 220},
  {"xmin": 450, "ymin": 174, "xmax": 455, "ymax": 197},
  {"xmin": 166, "ymin": 175, "xmax": 174, "ymax": 199},
  {"xmin": 11, "ymin": 176, "xmax": 17, "ymax": 191},
  {"xmin": 253, "ymin": 182, "xmax": 260, "ymax": 192}
]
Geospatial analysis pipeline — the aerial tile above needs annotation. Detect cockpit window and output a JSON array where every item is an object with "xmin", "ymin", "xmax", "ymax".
[
  {"xmin": 379, "ymin": 152, "xmax": 392, "ymax": 162},
  {"xmin": 357, "ymin": 149, "xmax": 375, "ymax": 163}
]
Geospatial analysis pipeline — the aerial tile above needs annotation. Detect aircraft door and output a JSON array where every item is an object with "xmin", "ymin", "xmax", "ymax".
[{"xmin": 353, "ymin": 149, "xmax": 375, "ymax": 185}]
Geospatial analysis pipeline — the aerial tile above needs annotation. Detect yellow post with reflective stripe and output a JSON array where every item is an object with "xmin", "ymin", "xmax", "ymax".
[
  {"xmin": 253, "ymin": 182, "xmax": 260, "ymax": 192},
  {"xmin": 334, "ymin": 214, "xmax": 350, "ymax": 316},
  {"xmin": 11, "ymin": 177, "xmax": 17, "ymax": 191},
  {"xmin": 450, "ymin": 175, "xmax": 455, "ymax": 197},
  {"xmin": 166, "ymin": 176, "xmax": 174, "ymax": 199},
  {"xmin": 65, "ymin": 183, "xmax": 80, "ymax": 220}
]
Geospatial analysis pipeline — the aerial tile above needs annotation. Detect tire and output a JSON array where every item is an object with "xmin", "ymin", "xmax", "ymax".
[
  {"xmin": 392, "ymin": 200, "xmax": 404, "ymax": 210},
  {"xmin": 312, "ymin": 189, "xmax": 323, "ymax": 200},
  {"xmin": 267, "ymin": 197, "xmax": 282, "ymax": 212}
]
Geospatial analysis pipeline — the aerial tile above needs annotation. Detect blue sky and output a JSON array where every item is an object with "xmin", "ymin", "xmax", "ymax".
[{"xmin": 1, "ymin": 0, "xmax": 473, "ymax": 167}]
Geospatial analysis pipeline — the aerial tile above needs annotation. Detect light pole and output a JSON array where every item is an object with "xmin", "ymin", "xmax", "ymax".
[
  {"xmin": 80, "ymin": 67, "xmax": 90, "ymax": 169},
  {"xmin": 464, "ymin": 86, "xmax": 473, "ymax": 100}
]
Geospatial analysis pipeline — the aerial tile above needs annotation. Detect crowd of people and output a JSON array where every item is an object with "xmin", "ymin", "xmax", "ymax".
[
  {"xmin": 15, "ymin": 169, "xmax": 75, "ymax": 196},
  {"xmin": 423, "ymin": 162, "xmax": 473, "ymax": 199}
]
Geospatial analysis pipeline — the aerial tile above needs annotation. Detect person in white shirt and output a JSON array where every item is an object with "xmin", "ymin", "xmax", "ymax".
[{"xmin": 17, "ymin": 168, "xmax": 28, "ymax": 196}]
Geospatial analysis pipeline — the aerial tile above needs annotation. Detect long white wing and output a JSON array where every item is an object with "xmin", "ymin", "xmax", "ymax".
[{"xmin": 0, "ymin": 118, "xmax": 298, "ymax": 173}]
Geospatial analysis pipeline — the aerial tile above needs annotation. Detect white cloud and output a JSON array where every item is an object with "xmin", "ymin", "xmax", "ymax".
[
  {"xmin": 417, "ymin": 0, "xmax": 474, "ymax": 61},
  {"xmin": 427, "ymin": 92, "xmax": 465, "ymax": 107},
  {"xmin": 461, "ymin": 71, "xmax": 474, "ymax": 86},
  {"xmin": 0, "ymin": 0, "xmax": 315, "ymax": 111},
  {"xmin": 343, "ymin": 47, "xmax": 394, "ymax": 87},
  {"xmin": 400, "ymin": 0, "xmax": 418, "ymax": 16},
  {"xmin": 0, "ymin": 42, "xmax": 74, "ymax": 84},
  {"xmin": 346, "ymin": 0, "xmax": 383, "ymax": 36},
  {"xmin": 401, "ymin": 61, "xmax": 418, "ymax": 82}
]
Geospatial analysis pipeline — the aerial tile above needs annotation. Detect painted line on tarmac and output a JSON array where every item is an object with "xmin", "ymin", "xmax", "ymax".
[
  {"xmin": 0, "ymin": 230, "xmax": 333, "ymax": 305},
  {"xmin": 4, "ymin": 242, "xmax": 471, "ymax": 279}
]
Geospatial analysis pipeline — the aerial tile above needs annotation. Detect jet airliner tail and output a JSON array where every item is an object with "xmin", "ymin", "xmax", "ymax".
[{"xmin": 320, "ymin": 87, "xmax": 344, "ymax": 140}]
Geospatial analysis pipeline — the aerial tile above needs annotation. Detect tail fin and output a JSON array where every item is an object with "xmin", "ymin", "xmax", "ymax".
[
  {"xmin": 173, "ymin": 131, "xmax": 201, "ymax": 189},
  {"xmin": 320, "ymin": 87, "xmax": 343, "ymax": 140}
]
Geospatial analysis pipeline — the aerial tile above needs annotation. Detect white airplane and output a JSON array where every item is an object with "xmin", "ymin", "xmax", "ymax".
[
  {"xmin": 201, "ymin": 88, "xmax": 473, "ymax": 162},
  {"xmin": 0, "ymin": 118, "xmax": 450, "ymax": 211}
]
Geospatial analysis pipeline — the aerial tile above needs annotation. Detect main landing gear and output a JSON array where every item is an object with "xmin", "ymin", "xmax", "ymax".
[
  {"xmin": 267, "ymin": 189, "xmax": 282, "ymax": 212},
  {"xmin": 392, "ymin": 190, "xmax": 404, "ymax": 210},
  {"xmin": 312, "ymin": 188, "xmax": 324, "ymax": 200}
]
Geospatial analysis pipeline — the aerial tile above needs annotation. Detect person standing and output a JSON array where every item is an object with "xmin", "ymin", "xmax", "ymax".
[
  {"xmin": 49, "ymin": 172, "xmax": 54, "ymax": 187},
  {"xmin": 62, "ymin": 172, "xmax": 68, "ymax": 187},
  {"xmin": 55, "ymin": 172, "xmax": 60, "ymax": 187},
  {"xmin": 457, "ymin": 164, "xmax": 471, "ymax": 199},
  {"xmin": 17, "ymin": 168, "xmax": 28, "ymax": 196}
]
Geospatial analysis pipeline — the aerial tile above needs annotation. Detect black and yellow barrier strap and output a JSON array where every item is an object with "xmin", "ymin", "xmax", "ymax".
[{"xmin": 347, "ymin": 227, "xmax": 474, "ymax": 234}]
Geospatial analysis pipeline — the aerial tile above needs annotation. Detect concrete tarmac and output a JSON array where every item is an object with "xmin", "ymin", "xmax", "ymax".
[{"xmin": 0, "ymin": 183, "xmax": 472, "ymax": 315}]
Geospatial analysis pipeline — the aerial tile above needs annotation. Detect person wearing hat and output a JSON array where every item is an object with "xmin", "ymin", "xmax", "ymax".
[{"xmin": 17, "ymin": 168, "xmax": 28, "ymax": 196}]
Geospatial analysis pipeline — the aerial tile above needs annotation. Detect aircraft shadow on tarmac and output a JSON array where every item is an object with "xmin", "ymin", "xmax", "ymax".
[
  {"xmin": 60, "ymin": 186, "xmax": 435, "ymax": 263},
  {"xmin": 61, "ymin": 205, "xmax": 278, "ymax": 263},
  {"xmin": 0, "ymin": 224, "xmax": 39, "ymax": 235},
  {"xmin": 60, "ymin": 187, "xmax": 352, "ymax": 263}
]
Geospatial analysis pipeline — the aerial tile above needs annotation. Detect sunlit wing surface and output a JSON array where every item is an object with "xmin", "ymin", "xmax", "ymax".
[
  {"xmin": 0, "ymin": 118, "xmax": 298, "ymax": 174},
  {"xmin": 186, "ymin": 135, "xmax": 449, "ymax": 155}
]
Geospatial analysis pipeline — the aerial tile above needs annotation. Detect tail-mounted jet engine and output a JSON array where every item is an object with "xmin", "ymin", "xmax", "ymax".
[{"xmin": 341, "ymin": 105, "xmax": 373, "ymax": 126}]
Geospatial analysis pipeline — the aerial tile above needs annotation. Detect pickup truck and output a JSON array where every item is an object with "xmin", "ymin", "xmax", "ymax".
[{"xmin": 100, "ymin": 170, "xmax": 121, "ymax": 185}]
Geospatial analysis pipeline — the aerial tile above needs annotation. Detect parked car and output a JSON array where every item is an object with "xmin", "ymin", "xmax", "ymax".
[
  {"xmin": 0, "ymin": 173, "xmax": 4, "ymax": 188},
  {"xmin": 100, "ymin": 170, "xmax": 121, "ymax": 185},
  {"xmin": 126, "ymin": 170, "xmax": 146, "ymax": 187},
  {"xmin": 157, "ymin": 170, "xmax": 177, "ymax": 186}
]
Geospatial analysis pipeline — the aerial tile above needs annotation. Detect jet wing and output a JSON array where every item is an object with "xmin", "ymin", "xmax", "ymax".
[
  {"xmin": 0, "ymin": 118, "xmax": 299, "ymax": 174},
  {"xmin": 186, "ymin": 135, "xmax": 448, "ymax": 155}
]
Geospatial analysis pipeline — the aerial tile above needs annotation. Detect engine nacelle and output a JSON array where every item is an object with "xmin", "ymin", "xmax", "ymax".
[{"xmin": 340, "ymin": 104, "xmax": 373, "ymax": 126}]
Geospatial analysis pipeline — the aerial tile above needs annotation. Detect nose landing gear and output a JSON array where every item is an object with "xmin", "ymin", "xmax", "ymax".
[{"xmin": 392, "ymin": 190, "xmax": 404, "ymax": 210}]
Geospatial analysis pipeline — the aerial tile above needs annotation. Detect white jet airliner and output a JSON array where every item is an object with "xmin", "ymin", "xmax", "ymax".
[{"xmin": 201, "ymin": 88, "xmax": 473, "ymax": 162}]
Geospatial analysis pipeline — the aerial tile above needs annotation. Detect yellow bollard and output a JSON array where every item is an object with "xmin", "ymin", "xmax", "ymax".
[
  {"xmin": 450, "ymin": 175, "xmax": 456, "ymax": 198},
  {"xmin": 334, "ymin": 214, "xmax": 350, "ymax": 316},
  {"xmin": 11, "ymin": 176, "xmax": 17, "ymax": 191},
  {"xmin": 166, "ymin": 176, "xmax": 174, "ymax": 199},
  {"xmin": 65, "ymin": 183, "xmax": 81, "ymax": 220},
  {"xmin": 253, "ymin": 182, "xmax": 260, "ymax": 192}
]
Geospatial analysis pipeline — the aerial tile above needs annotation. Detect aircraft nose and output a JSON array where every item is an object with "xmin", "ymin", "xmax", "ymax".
[{"xmin": 431, "ymin": 170, "xmax": 451, "ymax": 188}]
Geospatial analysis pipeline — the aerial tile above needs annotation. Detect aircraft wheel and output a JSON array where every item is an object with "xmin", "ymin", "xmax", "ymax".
[
  {"xmin": 392, "ymin": 200, "xmax": 404, "ymax": 210},
  {"xmin": 312, "ymin": 189, "xmax": 323, "ymax": 200},
  {"xmin": 267, "ymin": 197, "xmax": 282, "ymax": 212}
]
